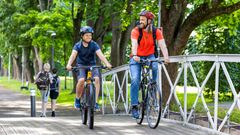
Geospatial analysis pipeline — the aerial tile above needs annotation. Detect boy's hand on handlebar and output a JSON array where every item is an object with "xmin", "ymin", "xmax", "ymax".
[
  {"xmin": 66, "ymin": 65, "xmax": 72, "ymax": 71},
  {"xmin": 106, "ymin": 63, "xmax": 112, "ymax": 69}
]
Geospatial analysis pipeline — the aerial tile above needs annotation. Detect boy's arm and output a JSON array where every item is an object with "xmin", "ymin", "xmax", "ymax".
[
  {"xmin": 66, "ymin": 50, "xmax": 78, "ymax": 70},
  {"xmin": 96, "ymin": 50, "xmax": 112, "ymax": 68}
]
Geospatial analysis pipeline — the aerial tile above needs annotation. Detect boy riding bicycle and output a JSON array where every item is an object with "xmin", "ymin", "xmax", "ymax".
[
  {"xmin": 66, "ymin": 26, "xmax": 112, "ymax": 110},
  {"xmin": 130, "ymin": 10, "xmax": 169, "ymax": 119}
]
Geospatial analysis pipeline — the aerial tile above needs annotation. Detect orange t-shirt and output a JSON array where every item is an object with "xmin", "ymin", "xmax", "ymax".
[{"xmin": 131, "ymin": 27, "xmax": 164, "ymax": 56}]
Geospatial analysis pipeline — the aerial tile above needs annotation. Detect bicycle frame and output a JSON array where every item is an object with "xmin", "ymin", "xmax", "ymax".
[
  {"xmin": 140, "ymin": 61, "xmax": 156, "ymax": 107},
  {"xmin": 136, "ymin": 59, "xmax": 163, "ymax": 129},
  {"xmin": 72, "ymin": 65, "xmax": 107, "ymax": 129}
]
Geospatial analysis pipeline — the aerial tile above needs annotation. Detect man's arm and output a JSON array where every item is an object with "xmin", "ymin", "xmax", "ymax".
[
  {"xmin": 96, "ymin": 50, "xmax": 112, "ymax": 68},
  {"xmin": 158, "ymin": 39, "xmax": 170, "ymax": 63},
  {"xmin": 66, "ymin": 50, "xmax": 78, "ymax": 70},
  {"xmin": 131, "ymin": 38, "xmax": 140, "ymax": 62}
]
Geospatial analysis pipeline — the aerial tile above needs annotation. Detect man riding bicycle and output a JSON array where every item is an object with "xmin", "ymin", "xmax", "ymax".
[
  {"xmin": 66, "ymin": 26, "xmax": 112, "ymax": 110},
  {"xmin": 130, "ymin": 10, "xmax": 169, "ymax": 119}
]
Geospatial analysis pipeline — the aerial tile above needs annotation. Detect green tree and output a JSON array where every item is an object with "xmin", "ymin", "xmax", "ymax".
[{"xmin": 185, "ymin": 21, "xmax": 240, "ymax": 100}]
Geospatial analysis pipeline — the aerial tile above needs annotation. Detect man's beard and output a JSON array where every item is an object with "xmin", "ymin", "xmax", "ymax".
[
  {"xmin": 137, "ymin": 23, "xmax": 145, "ymax": 29},
  {"xmin": 138, "ymin": 23, "xmax": 152, "ymax": 33}
]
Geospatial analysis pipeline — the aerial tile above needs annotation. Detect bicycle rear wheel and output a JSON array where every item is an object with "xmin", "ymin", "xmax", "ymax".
[
  {"xmin": 146, "ymin": 83, "xmax": 162, "ymax": 129},
  {"xmin": 136, "ymin": 83, "xmax": 145, "ymax": 124},
  {"xmin": 88, "ymin": 83, "xmax": 95, "ymax": 129}
]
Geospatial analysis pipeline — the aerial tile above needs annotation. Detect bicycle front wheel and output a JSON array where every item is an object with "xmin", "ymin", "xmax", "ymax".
[
  {"xmin": 81, "ymin": 89, "xmax": 88, "ymax": 125},
  {"xmin": 146, "ymin": 83, "xmax": 162, "ymax": 129},
  {"xmin": 81, "ymin": 105, "xmax": 88, "ymax": 124},
  {"xmin": 80, "ymin": 86, "xmax": 89, "ymax": 125},
  {"xmin": 136, "ymin": 83, "xmax": 145, "ymax": 124},
  {"xmin": 88, "ymin": 83, "xmax": 95, "ymax": 129}
]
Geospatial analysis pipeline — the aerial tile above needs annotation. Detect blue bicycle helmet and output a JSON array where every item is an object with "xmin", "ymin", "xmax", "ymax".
[{"xmin": 80, "ymin": 26, "xmax": 94, "ymax": 36}]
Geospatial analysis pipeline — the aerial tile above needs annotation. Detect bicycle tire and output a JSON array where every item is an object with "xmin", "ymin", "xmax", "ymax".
[
  {"xmin": 81, "ymin": 86, "xmax": 88, "ymax": 125},
  {"xmin": 81, "ymin": 106, "xmax": 88, "ymax": 124},
  {"xmin": 88, "ymin": 83, "xmax": 95, "ymax": 129},
  {"xmin": 136, "ymin": 83, "xmax": 145, "ymax": 124},
  {"xmin": 146, "ymin": 83, "xmax": 162, "ymax": 129}
]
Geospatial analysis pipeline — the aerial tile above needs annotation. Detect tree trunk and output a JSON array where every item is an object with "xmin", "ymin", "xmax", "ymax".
[
  {"xmin": 110, "ymin": 12, "xmax": 122, "ymax": 101},
  {"xmin": 111, "ymin": 13, "xmax": 121, "ymax": 67},
  {"xmin": 38, "ymin": 0, "xmax": 47, "ymax": 11},
  {"xmin": 71, "ymin": 1, "xmax": 84, "ymax": 93},
  {"xmin": 110, "ymin": 0, "xmax": 135, "ymax": 103},
  {"xmin": 38, "ymin": 0, "xmax": 52, "ymax": 11},
  {"xmin": 12, "ymin": 55, "xmax": 21, "ymax": 80},
  {"xmin": 24, "ymin": 47, "xmax": 34, "ymax": 83},
  {"xmin": 32, "ymin": 46, "xmax": 42, "ymax": 74}
]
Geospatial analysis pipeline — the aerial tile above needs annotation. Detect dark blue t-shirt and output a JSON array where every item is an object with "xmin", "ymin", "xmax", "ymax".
[{"xmin": 73, "ymin": 40, "xmax": 100, "ymax": 65}]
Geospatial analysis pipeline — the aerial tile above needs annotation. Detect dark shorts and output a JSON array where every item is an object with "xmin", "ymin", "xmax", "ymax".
[
  {"xmin": 50, "ymin": 90, "xmax": 59, "ymax": 99},
  {"xmin": 77, "ymin": 66, "xmax": 100, "ymax": 80}
]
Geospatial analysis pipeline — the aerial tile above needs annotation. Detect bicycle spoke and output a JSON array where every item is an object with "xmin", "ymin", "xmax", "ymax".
[{"xmin": 146, "ymin": 84, "xmax": 162, "ymax": 129}]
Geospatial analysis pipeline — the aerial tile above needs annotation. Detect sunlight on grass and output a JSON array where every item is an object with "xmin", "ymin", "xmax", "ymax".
[{"xmin": 1, "ymin": 76, "xmax": 239, "ymax": 124}]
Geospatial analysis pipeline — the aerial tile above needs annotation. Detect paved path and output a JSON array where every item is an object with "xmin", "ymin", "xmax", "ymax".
[{"xmin": 0, "ymin": 86, "xmax": 227, "ymax": 135}]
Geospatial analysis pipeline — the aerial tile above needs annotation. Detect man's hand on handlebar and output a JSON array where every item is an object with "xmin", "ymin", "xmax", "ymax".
[
  {"xmin": 133, "ymin": 55, "xmax": 140, "ymax": 62},
  {"xmin": 164, "ymin": 58, "xmax": 170, "ymax": 64}
]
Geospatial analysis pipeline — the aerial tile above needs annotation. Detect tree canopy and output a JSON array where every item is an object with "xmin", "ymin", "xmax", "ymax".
[{"xmin": 0, "ymin": 0, "xmax": 240, "ymax": 97}]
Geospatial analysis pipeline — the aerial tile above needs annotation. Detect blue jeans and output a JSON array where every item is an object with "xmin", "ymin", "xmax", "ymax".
[{"xmin": 130, "ymin": 54, "xmax": 158, "ymax": 106}]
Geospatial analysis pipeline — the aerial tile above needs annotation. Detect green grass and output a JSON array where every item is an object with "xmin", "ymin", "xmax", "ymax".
[
  {"xmin": 175, "ymin": 93, "xmax": 240, "ymax": 123},
  {"xmin": 0, "ymin": 76, "xmax": 239, "ymax": 124},
  {"xmin": 0, "ymin": 76, "xmax": 75, "ymax": 106}
]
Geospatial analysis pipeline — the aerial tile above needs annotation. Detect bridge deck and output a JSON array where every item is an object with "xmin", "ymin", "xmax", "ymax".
[
  {"xmin": 0, "ymin": 86, "xmax": 227, "ymax": 135},
  {"xmin": 0, "ymin": 115, "xmax": 218, "ymax": 135}
]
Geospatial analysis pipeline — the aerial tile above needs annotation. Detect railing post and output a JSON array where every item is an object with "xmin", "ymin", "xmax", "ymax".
[
  {"xmin": 214, "ymin": 56, "xmax": 220, "ymax": 130},
  {"xmin": 30, "ymin": 88, "xmax": 36, "ymax": 117},
  {"xmin": 125, "ymin": 70, "xmax": 129, "ymax": 114},
  {"xmin": 183, "ymin": 57, "xmax": 188, "ymax": 125},
  {"xmin": 113, "ymin": 73, "xmax": 116, "ymax": 114},
  {"xmin": 102, "ymin": 77, "xmax": 105, "ymax": 115}
]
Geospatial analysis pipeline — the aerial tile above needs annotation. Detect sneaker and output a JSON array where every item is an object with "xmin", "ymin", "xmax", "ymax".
[
  {"xmin": 74, "ymin": 98, "xmax": 81, "ymax": 109},
  {"xmin": 40, "ymin": 113, "xmax": 46, "ymax": 117},
  {"xmin": 51, "ymin": 111, "xmax": 55, "ymax": 117},
  {"xmin": 95, "ymin": 103, "xmax": 100, "ymax": 111},
  {"xmin": 132, "ymin": 106, "xmax": 139, "ymax": 119}
]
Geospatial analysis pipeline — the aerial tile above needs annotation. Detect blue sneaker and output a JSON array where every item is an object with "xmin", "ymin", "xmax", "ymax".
[
  {"xmin": 132, "ymin": 106, "xmax": 139, "ymax": 119},
  {"xmin": 74, "ymin": 98, "xmax": 81, "ymax": 109},
  {"xmin": 95, "ymin": 103, "xmax": 100, "ymax": 111}
]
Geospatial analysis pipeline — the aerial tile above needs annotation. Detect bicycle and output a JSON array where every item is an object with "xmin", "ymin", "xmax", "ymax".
[
  {"xmin": 135, "ymin": 59, "xmax": 163, "ymax": 129},
  {"xmin": 72, "ymin": 65, "xmax": 107, "ymax": 129}
]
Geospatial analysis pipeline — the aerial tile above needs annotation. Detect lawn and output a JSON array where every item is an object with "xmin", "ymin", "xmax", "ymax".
[{"xmin": 0, "ymin": 76, "xmax": 239, "ymax": 123}]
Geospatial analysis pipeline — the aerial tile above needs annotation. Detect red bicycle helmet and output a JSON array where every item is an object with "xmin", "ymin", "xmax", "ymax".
[{"xmin": 139, "ymin": 10, "xmax": 155, "ymax": 20}]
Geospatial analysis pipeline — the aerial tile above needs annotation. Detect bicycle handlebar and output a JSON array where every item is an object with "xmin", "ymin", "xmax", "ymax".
[
  {"xmin": 139, "ymin": 58, "xmax": 164, "ymax": 64},
  {"xmin": 71, "ymin": 65, "xmax": 108, "ymax": 70}
]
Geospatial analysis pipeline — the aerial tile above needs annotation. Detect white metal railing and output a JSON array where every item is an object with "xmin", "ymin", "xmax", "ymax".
[{"xmin": 101, "ymin": 54, "xmax": 240, "ymax": 132}]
